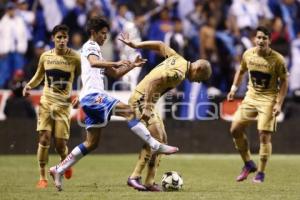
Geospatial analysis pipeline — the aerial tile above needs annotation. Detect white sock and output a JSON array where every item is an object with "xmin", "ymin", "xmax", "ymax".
[
  {"xmin": 56, "ymin": 144, "xmax": 87, "ymax": 174},
  {"xmin": 128, "ymin": 119, "xmax": 160, "ymax": 150}
]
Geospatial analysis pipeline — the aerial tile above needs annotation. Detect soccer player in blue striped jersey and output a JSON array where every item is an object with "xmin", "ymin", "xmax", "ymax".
[{"xmin": 49, "ymin": 16, "xmax": 179, "ymax": 191}]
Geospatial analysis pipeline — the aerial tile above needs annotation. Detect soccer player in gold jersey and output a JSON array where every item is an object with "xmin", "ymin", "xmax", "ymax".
[
  {"xmin": 227, "ymin": 26, "xmax": 289, "ymax": 183},
  {"xmin": 23, "ymin": 25, "xmax": 81, "ymax": 188},
  {"xmin": 119, "ymin": 33, "xmax": 212, "ymax": 191}
]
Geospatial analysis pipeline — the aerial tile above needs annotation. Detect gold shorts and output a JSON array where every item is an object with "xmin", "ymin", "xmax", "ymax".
[
  {"xmin": 37, "ymin": 101, "xmax": 71, "ymax": 139},
  {"xmin": 233, "ymin": 98, "xmax": 276, "ymax": 132},
  {"xmin": 128, "ymin": 92, "xmax": 162, "ymax": 126}
]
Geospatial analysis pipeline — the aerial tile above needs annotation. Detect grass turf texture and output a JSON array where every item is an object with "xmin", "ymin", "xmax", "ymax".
[{"xmin": 0, "ymin": 154, "xmax": 299, "ymax": 200}]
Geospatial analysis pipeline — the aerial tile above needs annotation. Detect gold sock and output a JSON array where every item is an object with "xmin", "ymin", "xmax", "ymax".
[
  {"xmin": 144, "ymin": 154, "xmax": 162, "ymax": 186},
  {"xmin": 37, "ymin": 143, "xmax": 50, "ymax": 180},
  {"xmin": 233, "ymin": 134, "xmax": 251, "ymax": 162},
  {"xmin": 130, "ymin": 145, "xmax": 151, "ymax": 178},
  {"xmin": 258, "ymin": 143, "xmax": 272, "ymax": 172}
]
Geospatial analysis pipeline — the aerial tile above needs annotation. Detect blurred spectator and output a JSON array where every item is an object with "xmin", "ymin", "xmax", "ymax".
[
  {"xmin": 0, "ymin": 2, "xmax": 28, "ymax": 88},
  {"xmin": 164, "ymin": 17, "xmax": 185, "ymax": 56},
  {"xmin": 63, "ymin": 0, "xmax": 87, "ymax": 35},
  {"xmin": 24, "ymin": 41, "xmax": 48, "ymax": 82},
  {"xmin": 113, "ymin": 3, "xmax": 142, "ymax": 91},
  {"xmin": 4, "ymin": 70, "xmax": 36, "ymax": 119},
  {"xmin": 228, "ymin": 0, "xmax": 273, "ymax": 36},
  {"xmin": 70, "ymin": 32, "xmax": 84, "ymax": 51},
  {"xmin": 289, "ymin": 31, "xmax": 300, "ymax": 92},
  {"xmin": 270, "ymin": 16, "xmax": 290, "ymax": 58}
]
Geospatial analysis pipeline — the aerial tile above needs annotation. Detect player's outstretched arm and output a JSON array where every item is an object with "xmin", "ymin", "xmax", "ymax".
[
  {"xmin": 227, "ymin": 68, "xmax": 246, "ymax": 101},
  {"xmin": 273, "ymin": 76, "xmax": 288, "ymax": 116},
  {"xmin": 24, "ymin": 57, "xmax": 46, "ymax": 96},
  {"xmin": 88, "ymin": 54, "xmax": 130, "ymax": 69},
  {"xmin": 106, "ymin": 55, "xmax": 147, "ymax": 79},
  {"xmin": 119, "ymin": 32, "xmax": 166, "ymax": 56}
]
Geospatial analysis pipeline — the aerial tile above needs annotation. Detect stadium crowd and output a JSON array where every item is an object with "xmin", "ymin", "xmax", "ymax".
[{"xmin": 0, "ymin": 0, "xmax": 299, "ymax": 96}]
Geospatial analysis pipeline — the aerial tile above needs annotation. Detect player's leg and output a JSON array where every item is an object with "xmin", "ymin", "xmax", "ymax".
[
  {"xmin": 252, "ymin": 130, "xmax": 272, "ymax": 183},
  {"xmin": 36, "ymin": 102, "xmax": 52, "ymax": 188},
  {"xmin": 36, "ymin": 130, "xmax": 51, "ymax": 188},
  {"xmin": 230, "ymin": 102, "xmax": 257, "ymax": 181},
  {"xmin": 253, "ymin": 104, "xmax": 275, "ymax": 183},
  {"xmin": 127, "ymin": 144, "xmax": 151, "ymax": 191},
  {"xmin": 230, "ymin": 121, "xmax": 252, "ymax": 163},
  {"xmin": 144, "ymin": 118, "xmax": 167, "ymax": 192},
  {"xmin": 53, "ymin": 107, "xmax": 72, "ymax": 179},
  {"xmin": 49, "ymin": 128, "xmax": 102, "ymax": 191},
  {"xmin": 114, "ymin": 101, "xmax": 178, "ymax": 154}
]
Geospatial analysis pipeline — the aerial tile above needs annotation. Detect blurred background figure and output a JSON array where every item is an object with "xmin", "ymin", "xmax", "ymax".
[
  {"xmin": 4, "ymin": 69, "xmax": 36, "ymax": 119},
  {"xmin": 113, "ymin": 3, "xmax": 142, "ymax": 91},
  {"xmin": 0, "ymin": 2, "xmax": 28, "ymax": 88}
]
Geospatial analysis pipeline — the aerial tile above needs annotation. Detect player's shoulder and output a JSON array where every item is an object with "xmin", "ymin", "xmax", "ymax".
[
  {"xmin": 243, "ymin": 47, "xmax": 256, "ymax": 57},
  {"xmin": 270, "ymin": 49, "xmax": 285, "ymax": 63},
  {"xmin": 68, "ymin": 48, "xmax": 80, "ymax": 57},
  {"xmin": 83, "ymin": 40, "xmax": 99, "ymax": 48},
  {"xmin": 39, "ymin": 49, "xmax": 53, "ymax": 60}
]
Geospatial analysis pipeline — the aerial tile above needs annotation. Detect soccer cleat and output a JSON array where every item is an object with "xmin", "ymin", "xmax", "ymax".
[
  {"xmin": 36, "ymin": 179, "xmax": 48, "ymax": 189},
  {"xmin": 127, "ymin": 176, "xmax": 147, "ymax": 191},
  {"xmin": 236, "ymin": 160, "xmax": 257, "ymax": 182},
  {"xmin": 153, "ymin": 144, "xmax": 179, "ymax": 155},
  {"xmin": 145, "ymin": 183, "xmax": 162, "ymax": 192},
  {"xmin": 252, "ymin": 172, "xmax": 265, "ymax": 183},
  {"xmin": 49, "ymin": 166, "xmax": 63, "ymax": 191},
  {"xmin": 64, "ymin": 167, "xmax": 73, "ymax": 179}
]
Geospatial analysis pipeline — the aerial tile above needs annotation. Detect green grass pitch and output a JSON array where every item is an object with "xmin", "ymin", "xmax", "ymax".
[{"xmin": 0, "ymin": 154, "xmax": 299, "ymax": 200}]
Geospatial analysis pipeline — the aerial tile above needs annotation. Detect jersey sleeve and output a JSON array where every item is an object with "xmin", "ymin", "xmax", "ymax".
[
  {"xmin": 276, "ymin": 55, "xmax": 288, "ymax": 79},
  {"xmin": 240, "ymin": 52, "xmax": 248, "ymax": 71},
  {"xmin": 27, "ymin": 53, "xmax": 45, "ymax": 88},
  {"xmin": 82, "ymin": 41, "xmax": 101, "ymax": 58}
]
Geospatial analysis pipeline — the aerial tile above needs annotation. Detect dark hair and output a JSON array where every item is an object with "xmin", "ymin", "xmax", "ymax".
[
  {"xmin": 51, "ymin": 24, "xmax": 69, "ymax": 36},
  {"xmin": 256, "ymin": 26, "xmax": 271, "ymax": 37},
  {"xmin": 86, "ymin": 16, "xmax": 110, "ymax": 36}
]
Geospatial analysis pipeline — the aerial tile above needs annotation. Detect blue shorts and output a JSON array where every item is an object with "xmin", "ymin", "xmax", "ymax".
[{"xmin": 80, "ymin": 93, "xmax": 119, "ymax": 129}]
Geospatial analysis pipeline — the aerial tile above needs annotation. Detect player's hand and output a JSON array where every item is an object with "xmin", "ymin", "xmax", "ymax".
[
  {"xmin": 72, "ymin": 96, "xmax": 80, "ymax": 109},
  {"xmin": 132, "ymin": 55, "xmax": 147, "ymax": 68},
  {"xmin": 272, "ymin": 102, "xmax": 282, "ymax": 117},
  {"xmin": 118, "ymin": 32, "xmax": 137, "ymax": 48},
  {"xmin": 116, "ymin": 60, "xmax": 130, "ymax": 68},
  {"xmin": 22, "ymin": 85, "xmax": 31, "ymax": 97},
  {"xmin": 227, "ymin": 91, "xmax": 235, "ymax": 101},
  {"xmin": 141, "ymin": 107, "xmax": 151, "ymax": 122}
]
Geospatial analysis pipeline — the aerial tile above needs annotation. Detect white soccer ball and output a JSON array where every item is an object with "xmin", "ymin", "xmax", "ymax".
[{"xmin": 161, "ymin": 171, "xmax": 183, "ymax": 191}]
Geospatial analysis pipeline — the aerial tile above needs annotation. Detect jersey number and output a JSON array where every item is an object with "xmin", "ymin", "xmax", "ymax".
[
  {"xmin": 45, "ymin": 69, "xmax": 71, "ymax": 91},
  {"xmin": 249, "ymin": 70, "xmax": 271, "ymax": 90}
]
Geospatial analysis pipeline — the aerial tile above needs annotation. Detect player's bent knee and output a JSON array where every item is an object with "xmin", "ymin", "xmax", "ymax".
[{"xmin": 85, "ymin": 141, "xmax": 99, "ymax": 151}]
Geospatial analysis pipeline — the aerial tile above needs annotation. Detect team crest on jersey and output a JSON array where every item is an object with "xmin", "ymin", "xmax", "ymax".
[{"xmin": 95, "ymin": 96, "xmax": 103, "ymax": 104}]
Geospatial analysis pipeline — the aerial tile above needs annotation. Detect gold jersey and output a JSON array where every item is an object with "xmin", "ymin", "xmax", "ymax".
[
  {"xmin": 27, "ymin": 48, "xmax": 81, "ymax": 105},
  {"xmin": 241, "ymin": 47, "xmax": 288, "ymax": 102},
  {"xmin": 135, "ymin": 45, "xmax": 189, "ymax": 103}
]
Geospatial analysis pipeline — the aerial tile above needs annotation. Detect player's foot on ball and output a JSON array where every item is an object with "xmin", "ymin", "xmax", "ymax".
[
  {"xmin": 64, "ymin": 167, "xmax": 73, "ymax": 179},
  {"xmin": 145, "ymin": 183, "xmax": 162, "ymax": 192},
  {"xmin": 49, "ymin": 166, "xmax": 63, "ymax": 191},
  {"xmin": 153, "ymin": 144, "xmax": 179, "ymax": 155},
  {"xmin": 36, "ymin": 179, "xmax": 48, "ymax": 189},
  {"xmin": 252, "ymin": 172, "xmax": 265, "ymax": 183},
  {"xmin": 127, "ymin": 176, "xmax": 147, "ymax": 191},
  {"xmin": 236, "ymin": 160, "xmax": 257, "ymax": 182}
]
